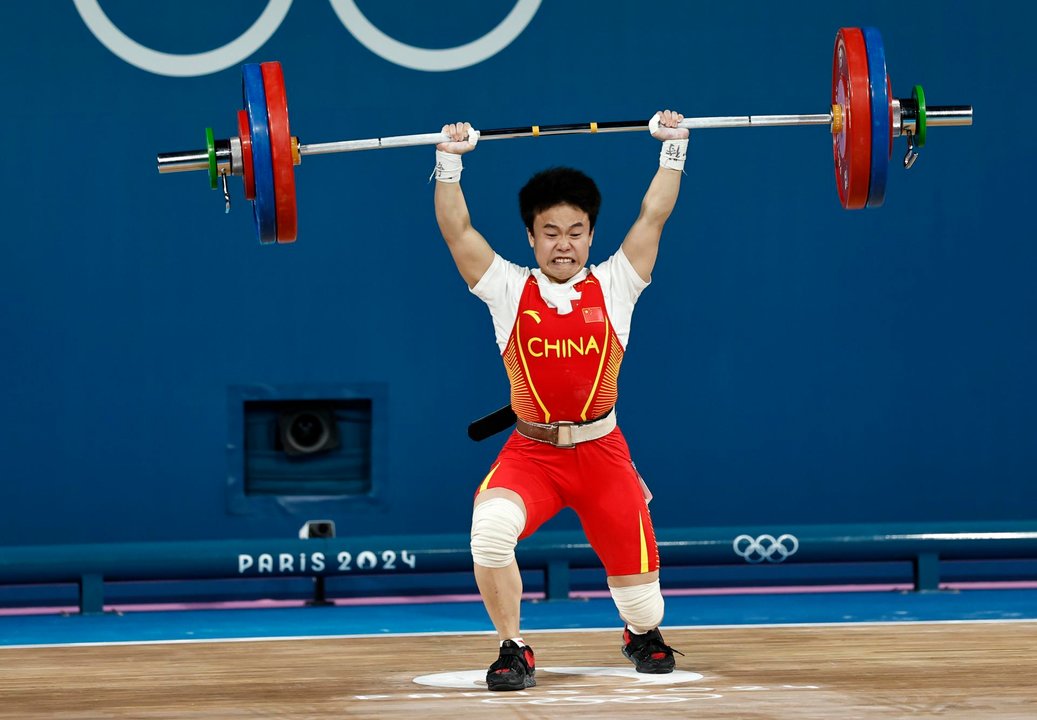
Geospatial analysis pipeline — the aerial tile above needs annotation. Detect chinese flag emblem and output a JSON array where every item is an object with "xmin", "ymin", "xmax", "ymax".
[{"xmin": 582, "ymin": 307, "xmax": 604, "ymax": 323}]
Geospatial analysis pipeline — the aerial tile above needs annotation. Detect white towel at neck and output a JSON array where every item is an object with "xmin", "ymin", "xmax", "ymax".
[{"xmin": 531, "ymin": 268, "xmax": 587, "ymax": 315}]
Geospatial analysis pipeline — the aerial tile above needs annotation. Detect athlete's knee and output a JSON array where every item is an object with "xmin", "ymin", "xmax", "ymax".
[
  {"xmin": 609, "ymin": 579, "xmax": 664, "ymax": 633},
  {"xmin": 470, "ymin": 497, "xmax": 525, "ymax": 568}
]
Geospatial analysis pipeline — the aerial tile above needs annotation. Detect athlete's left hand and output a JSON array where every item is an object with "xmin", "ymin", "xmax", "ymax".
[{"xmin": 650, "ymin": 109, "xmax": 689, "ymax": 141}]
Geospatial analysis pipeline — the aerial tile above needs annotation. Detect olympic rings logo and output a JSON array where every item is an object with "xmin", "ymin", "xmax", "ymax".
[
  {"xmin": 732, "ymin": 534, "xmax": 800, "ymax": 563},
  {"xmin": 72, "ymin": 0, "xmax": 541, "ymax": 77}
]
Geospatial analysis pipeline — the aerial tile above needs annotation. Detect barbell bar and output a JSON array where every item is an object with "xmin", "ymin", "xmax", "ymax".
[{"xmin": 156, "ymin": 26, "xmax": 973, "ymax": 244}]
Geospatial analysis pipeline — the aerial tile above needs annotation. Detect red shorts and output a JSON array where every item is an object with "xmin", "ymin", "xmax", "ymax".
[{"xmin": 475, "ymin": 427, "xmax": 659, "ymax": 577}]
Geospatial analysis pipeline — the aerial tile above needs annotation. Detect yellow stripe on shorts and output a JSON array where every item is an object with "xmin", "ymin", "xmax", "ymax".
[
  {"xmin": 478, "ymin": 462, "xmax": 502, "ymax": 493},
  {"xmin": 638, "ymin": 513, "xmax": 649, "ymax": 573}
]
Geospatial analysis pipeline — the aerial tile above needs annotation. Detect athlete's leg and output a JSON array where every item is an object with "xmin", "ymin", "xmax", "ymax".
[
  {"xmin": 565, "ymin": 430, "xmax": 679, "ymax": 671},
  {"xmin": 470, "ymin": 437, "xmax": 565, "ymax": 641},
  {"xmin": 471, "ymin": 439, "xmax": 566, "ymax": 692},
  {"xmin": 471, "ymin": 487, "xmax": 526, "ymax": 641}
]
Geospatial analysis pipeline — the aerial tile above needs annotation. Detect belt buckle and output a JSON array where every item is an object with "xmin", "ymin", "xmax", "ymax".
[{"xmin": 554, "ymin": 421, "xmax": 575, "ymax": 449}]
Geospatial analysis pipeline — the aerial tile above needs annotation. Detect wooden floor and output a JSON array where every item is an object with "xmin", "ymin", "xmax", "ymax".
[{"xmin": 2, "ymin": 622, "xmax": 1036, "ymax": 719}]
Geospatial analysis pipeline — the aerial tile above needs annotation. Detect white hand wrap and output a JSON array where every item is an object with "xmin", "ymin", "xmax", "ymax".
[
  {"xmin": 609, "ymin": 579, "xmax": 665, "ymax": 634},
  {"xmin": 470, "ymin": 497, "xmax": 525, "ymax": 568},
  {"xmin": 433, "ymin": 149, "xmax": 464, "ymax": 183},
  {"xmin": 431, "ymin": 129, "xmax": 480, "ymax": 183},
  {"xmin": 659, "ymin": 138, "xmax": 689, "ymax": 172}
]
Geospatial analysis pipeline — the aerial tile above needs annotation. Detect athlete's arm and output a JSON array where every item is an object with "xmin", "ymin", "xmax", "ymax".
[
  {"xmin": 620, "ymin": 110, "xmax": 689, "ymax": 283},
  {"xmin": 434, "ymin": 122, "xmax": 495, "ymax": 288}
]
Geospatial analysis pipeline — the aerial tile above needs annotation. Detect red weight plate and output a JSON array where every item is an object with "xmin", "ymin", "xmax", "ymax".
[
  {"xmin": 260, "ymin": 62, "xmax": 298, "ymax": 243},
  {"xmin": 831, "ymin": 28, "xmax": 872, "ymax": 209},
  {"xmin": 237, "ymin": 110, "xmax": 255, "ymax": 201}
]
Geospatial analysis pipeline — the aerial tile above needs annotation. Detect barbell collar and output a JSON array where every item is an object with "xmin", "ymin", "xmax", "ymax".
[{"xmin": 229, "ymin": 136, "xmax": 242, "ymax": 178}]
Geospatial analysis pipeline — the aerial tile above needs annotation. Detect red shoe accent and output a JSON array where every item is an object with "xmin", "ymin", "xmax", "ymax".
[
  {"xmin": 651, "ymin": 652, "xmax": 667, "ymax": 660},
  {"xmin": 524, "ymin": 649, "xmax": 535, "ymax": 668}
]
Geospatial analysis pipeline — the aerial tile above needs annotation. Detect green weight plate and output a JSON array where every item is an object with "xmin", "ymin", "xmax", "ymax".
[
  {"xmin": 205, "ymin": 127, "xmax": 217, "ymax": 190},
  {"xmin": 913, "ymin": 85, "xmax": 927, "ymax": 147}
]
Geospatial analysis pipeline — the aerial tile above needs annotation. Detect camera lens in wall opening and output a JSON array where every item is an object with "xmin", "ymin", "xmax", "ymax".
[{"xmin": 278, "ymin": 408, "xmax": 341, "ymax": 457}]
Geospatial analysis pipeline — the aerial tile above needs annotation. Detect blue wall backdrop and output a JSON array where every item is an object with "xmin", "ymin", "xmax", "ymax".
[{"xmin": 1, "ymin": 1, "xmax": 1033, "ymax": 546}]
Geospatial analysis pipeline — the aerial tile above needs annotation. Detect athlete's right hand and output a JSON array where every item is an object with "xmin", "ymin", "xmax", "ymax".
[{"xmin": 437, "ymin": 122, "xmax": 479, "ymax": 154}]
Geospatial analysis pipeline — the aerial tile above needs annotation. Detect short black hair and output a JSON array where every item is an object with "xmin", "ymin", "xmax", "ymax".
[{"xmin": 518, "ymin": 167, "xmax": 602, "ymax": 232}]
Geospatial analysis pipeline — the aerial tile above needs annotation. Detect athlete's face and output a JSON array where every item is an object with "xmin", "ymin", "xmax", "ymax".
[{"xmin": 527, "ymin": 203, "xmax": 594, "ymax": 283}]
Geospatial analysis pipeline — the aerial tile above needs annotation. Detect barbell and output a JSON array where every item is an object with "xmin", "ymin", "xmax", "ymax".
[{"xmin": 156, "ymin": 26, "xmax": 972, "ymax": 245}]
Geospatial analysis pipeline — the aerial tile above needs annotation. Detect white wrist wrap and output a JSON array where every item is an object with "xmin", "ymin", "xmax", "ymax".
[
  {"xmin": 433, "ymin": 149, "xmax": 463, "ymax": 183},
  {"xmin": 659, "ymin": 138, "xmax": 689, "ymax": 171}
]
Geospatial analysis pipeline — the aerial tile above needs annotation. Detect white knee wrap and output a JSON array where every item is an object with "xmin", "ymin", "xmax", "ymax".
[
  {"xmin": 609, "ymin": 580, "xmax": 664, "ymax": 634},
  {"xmin": 470, "ymin": 498, "xmax": 525, "ymax": 568}
]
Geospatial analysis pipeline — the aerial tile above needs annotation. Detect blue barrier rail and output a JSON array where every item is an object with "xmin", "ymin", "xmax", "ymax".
[{"xmin": 2, "ymin": 522, "xmax": 1036, "ymax": 614}]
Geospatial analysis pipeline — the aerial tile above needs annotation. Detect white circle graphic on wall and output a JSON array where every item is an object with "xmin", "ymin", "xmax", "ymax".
[
  {"xmin": 72, "ymin": 0, "xmax": 293, "ymax": 77},
  {"xmin": 73, "ymin": 0, "xmax": 540, "ymax": 76},
  {"xmin": 327, "ymin": 0, "xmax": 540, "ymax": 72}
]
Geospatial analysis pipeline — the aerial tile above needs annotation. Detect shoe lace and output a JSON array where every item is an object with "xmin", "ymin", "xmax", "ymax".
[
  {"xmin": 490, "ymin": 647, "xmax": 527, "ymax": 674},
  {"xmin": 635, "ymin": 634, "xmax": 685, "ymax": 660}
]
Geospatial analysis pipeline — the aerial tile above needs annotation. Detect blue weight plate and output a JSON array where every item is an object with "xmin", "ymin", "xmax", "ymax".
[
  {"xmin": 242, "ymin": 63, "xmax": 277, "ymax": 244},
  {"xmin": 862, "ymin": 27, "xmax": 890, "ymax": 208}
]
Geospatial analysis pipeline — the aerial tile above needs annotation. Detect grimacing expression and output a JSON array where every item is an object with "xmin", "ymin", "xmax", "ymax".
[{"xmin": 527, "ymin": 203, "xmax": 594, "ymax": 283}]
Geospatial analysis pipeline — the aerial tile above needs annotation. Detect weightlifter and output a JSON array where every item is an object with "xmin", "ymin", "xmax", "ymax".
[{"xmin": 433, "ymin": 110, "xmax": 688, "ymax": 691}]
